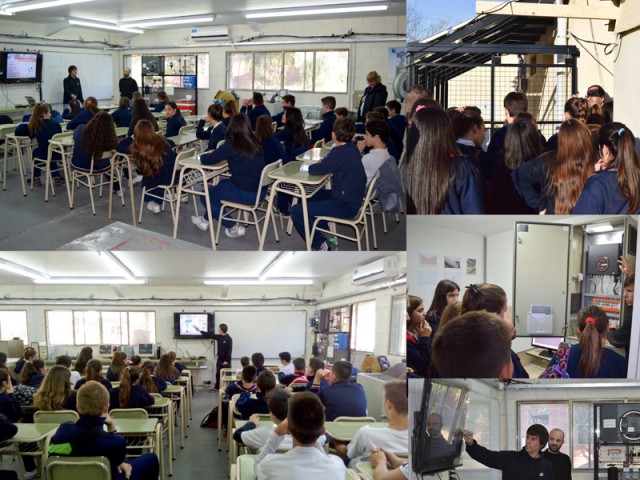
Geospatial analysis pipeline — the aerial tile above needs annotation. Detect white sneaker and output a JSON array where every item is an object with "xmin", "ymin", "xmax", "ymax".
[
  {"xmin": 147, "ymin": 201, "xmax": 161, "ymax": 214},
  {"xmin": 133, "ymin": 173, "xmax": 144, "ymax": 184},
  {"xmin": 191, "ymin": 215, "xmax": 209, "ymax": 231},
  {"xmin": 225, "ymin": 225, "xmax": 246, "ymax": 238},
  {"xmin": 115, "ymin": 186, "xmax": 126, "ymax": 198}
]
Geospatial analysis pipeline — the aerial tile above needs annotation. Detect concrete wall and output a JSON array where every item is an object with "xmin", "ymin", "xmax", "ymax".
[{"xmin": 614, "ymin": 2, "xmax": 640, "ymax": 134}]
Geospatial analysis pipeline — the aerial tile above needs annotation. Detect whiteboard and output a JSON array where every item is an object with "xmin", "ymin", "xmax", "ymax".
[
  {"xmin": 215, "ymin": 310, "xmax": 307, "ymax": 359},
  {"xmin": 41, "ymin": 51, "xmax": 114, "ymax": 105}
]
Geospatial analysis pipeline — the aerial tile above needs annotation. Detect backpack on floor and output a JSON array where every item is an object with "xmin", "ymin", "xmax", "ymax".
[{"xmin": 200, "ymin": 406, "xmax": 219, "ymax": 428}]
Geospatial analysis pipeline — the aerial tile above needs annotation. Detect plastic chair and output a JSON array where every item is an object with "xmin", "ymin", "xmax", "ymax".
[
  {"xmin": 46, "ymin": 456, "xmax": 110, "ymax": 480},
  {"xmin": 179, "ymin": 125, "xmax": 195, "ymax": 135},
  {"xmin": 310, "ymin": 171, "xmax": 380, "ymax": 251},
  {"xmin": 215, "ymin": 160, "xmax": 282, "ymax": 246},
  {"xmin": 138, "ymin": 148, "xmax": 196, "ymax": 224},
  {"xmin": 313, "ymin": 139, "xmax": 325, "ymax": 148},
  {"xmin": 70, "ymin": 152, "xmax": 124, "ymax": 215},
  {"xmin": 333, "ymin": 416, "xmax": 377, "ymax": 423},
  {"xmin": 271, "ymin": 121, "xmax": 277, "ymax": 132},
  {"xmin": 109, "ymin": 408, "xmax": 149, "ymax": 419},
  {"xmin": 31, "ymin": 131, "xmax": 71, "ymax": 199},
  {"xmin": 34, "ymin": 410, "xmax": 79, "ymax": 424}
]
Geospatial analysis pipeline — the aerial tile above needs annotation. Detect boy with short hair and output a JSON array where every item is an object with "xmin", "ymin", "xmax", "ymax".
[
  {"xmin": 358, "ymin": 119, "xmax": 392, "ymax": 185},
  {"xmin": 252, "ymin": 352, "xmax": 267, "ymax": 376},
  {"xmin": 272, "ymin": 94, "xmax": 295, "ymax": 128},
  {"xmin": 226, "ymin": 365, "xmax": 258, "ymax": 398},
  {"xmin": 307, "ymin": 357, "xmax": 329, "ymax": 393},
  {"xmin": 254, "ymin": 392, "xmax": 345, "ymax": 479},
  {"xmin": 241, "ymin": 92, "xmax": 271, "ymax": 129},
  {"xmin": 311, "ymin": 96, "xmax": 337, "ymax": 144},
  {"xmin": 281, "ymin": 358, "xmax": 309, "ymax": 388},
  {"xmin": 291, "ymin": 117, "xmax": 367, "ymax": 251},
  {"xmin": 334, "ymin": 107, "xmax": 349, "ymax": 119},
  {"xmin": 269, "ymin": 352, "xmax": 294, "ymax": 379},
  {"xmin": 317, "ymin": 360, "xmax": 367, "ymax": 421},
  {"xmin": 235, "ymin": 370, "xmax": 277, "ymax": 419},
  {"xmin": 386, "ymin": 100, "xmax": 406, "ymax": 138},
  {"xmin": 50, "ymin": 381, "xmax": 159, "ymax": 479}
]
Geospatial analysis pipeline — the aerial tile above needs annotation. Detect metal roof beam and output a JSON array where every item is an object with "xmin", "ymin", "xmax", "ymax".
[
  {"xmin": 408, "ymin": 43, "xmax": 580, "ymax": 55},
  {"xmin": 476, "ymin": 1, "xmax": 618, "ymax": 20}
]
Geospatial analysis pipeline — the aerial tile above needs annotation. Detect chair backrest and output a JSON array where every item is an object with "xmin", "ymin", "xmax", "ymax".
[
  {"xmin": 313, "ymin": 138, "xmax": 325, "ymax": 148},
  {"xmin": 150, "ymin": 393, "xmax": 163, "ymax": 399},
  {"xmin": 109, "ymin": 408, "xmax": 149, "ymax": 419},
  {"xmin": 34, "ymin": 410, "xmax": 79, "ymax": 424},
  {"xmin": 179, "ymin": 125, "xmax": 194, "ymax": 135},
  {"xmin": 230, "ymin": 393, "xmax": 243, "ymax": 416},
  {"xmin": 51, "ymin": 132, "xmax": 73, "ymax": 142},
  {"xmin": 216, "ymin": 139, "xmax": 226, "ymax": 149},
  {"xmin": 254, "ymin": 159, "xmax": 282, "ymax": 203},
  {"xmin": 333, "ymin": 416, "xmax": 377, "ymax": 423},
  {"xmin": 46, "ymin": 456, "xmax": 110, "ymax": 480},
  {"xmin": 352, "ymin": 170, "xmax": 380, "ymax": 223},
  {"xmin": 169, "ymin": 147, "xmax": 196, "ymax": 186},
  {"xmin": 271, "ymin": 121, "xmax": 277, "ymax": 132}
]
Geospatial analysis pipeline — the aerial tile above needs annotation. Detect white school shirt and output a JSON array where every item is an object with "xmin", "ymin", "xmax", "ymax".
[
  {"xmin": 362, "ymin": 148, "xmax": 390, "ymax": 185},
  {"xmin": 241, "ymin": 424, "xmax": 326, "ymax": 451},
  {"xmin": 347, "ymin": 426, "xmax": 408, "ymax": 467},
  {"xmin": 255, "ymin": 431, "xmax": 345, "ymax": 480},
  {"xmin": 278, "ymin": 363, "xmax": 295, "ymax": 376},
  {"xmin": 69, "ymin": 370, "xmax": 81, "ymax": 385}
]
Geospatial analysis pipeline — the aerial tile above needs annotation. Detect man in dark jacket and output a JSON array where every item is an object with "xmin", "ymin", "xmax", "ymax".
[
  {"xmin": 542, "ymin": 428, "xmax": 572, "ymax": 480},
  {"xmin": 358, "ymin": 71, "xmax": 388, "ymax": 121},
  {"xmin": 63, "ymin": 65, "xmax": 83, "ymax": 106},
  {"xmin": 464, "ymin": 424, "xmax": 554, "ymax": 480},
  {"xmin": 195, "ymin": 323, "xmax": 232, "ymax": 392},
  {"xmin": 119, "ymin": 67, "xmax": 139, "ymax": 99}
]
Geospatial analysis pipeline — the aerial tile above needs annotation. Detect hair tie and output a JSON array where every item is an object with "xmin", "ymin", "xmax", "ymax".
[
  {"xmin": 415, "ymin": 104, "xmax": 427, "ymax": 114},
  {"xmin": 585, "ymin": 317, "xmax": 596, "ymax": 325},
  {"xmin": 466, "ymin": 284, "xmax": 479, "ymax": 295},
  {"xmin": 617, "ymin": 127, "xmax": 625, "ymax": 136}
]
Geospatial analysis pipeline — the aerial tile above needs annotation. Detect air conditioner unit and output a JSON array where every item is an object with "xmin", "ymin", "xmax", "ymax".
[
  {"xmin": 190, "ymin": 26, "xmax": 229, "ymax": 41},
  {"xmin": 352, "ymin": 258, "xmax": 399, "ymax": 286}
]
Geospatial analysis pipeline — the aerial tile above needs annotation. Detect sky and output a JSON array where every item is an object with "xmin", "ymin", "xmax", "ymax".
[{"xmin": 408, "ymin": 0, "xmax": 478, "ymax": 38}]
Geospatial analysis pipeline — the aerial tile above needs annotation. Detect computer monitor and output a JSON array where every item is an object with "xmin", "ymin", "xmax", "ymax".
[
  {"xmin": 139, "ymin": 344, "xmax": 153, "ymax": 355},
  {"xmin": 99, "ymin": 344, "xmax": 112, "ymax": 355},
  {"xmin": 531, "ymin": 337, "xmax": 563, "ymax": 357}
]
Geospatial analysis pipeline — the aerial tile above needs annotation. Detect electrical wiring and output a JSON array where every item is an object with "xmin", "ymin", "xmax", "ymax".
[
  {"xmin": 568, "ymin": 32, "xmax": 614, "ymax": 76},
  {"xmin": 236, "ymin": 31, "xmax": 405, "ymax": 43},
  {"xmin": 0, "ymin": 32, "xmax": 123, "ymax": 49}
]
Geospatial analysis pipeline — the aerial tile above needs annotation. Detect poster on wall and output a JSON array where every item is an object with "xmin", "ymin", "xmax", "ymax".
[
  {"xmin": 418, "ymin": 253, "xmax": 437, "ymax": 269},
  {"xmin": 444, "ymin": 256, "xmax": 461, "ymax": 269},
  {"xmin": 467, "ymin": 259, "xmax": 477, "ymax": 275}
]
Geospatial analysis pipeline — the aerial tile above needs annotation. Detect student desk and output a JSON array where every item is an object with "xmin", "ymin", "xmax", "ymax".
[
  {"xmin": 175, "ymin": 374, "xmax": 192, "ymax": 421},
  {"xmin": 2, "ymin": 133, "xmax": 31, "ymax": 196},
  {"xmin": 232, "ymin": 454, "xmax": 360, "ymax": 480},
  {"xmin": 146, "ymin": 396, "xmax": 174, "ymax": 476},
  {"xmin": 257, "ymin": 161, "xmax": 332, "ymax": 251},
  {"xmin": 355, "ymin": 461, "xmax": 374, "ymax": 480},
  {"xmin": 172, "ymin": 155, "xmax": 229, "ymax": 250},
  {"xmin": 112, "ymin": 418, "xmax": 164, "ymax": 480},
  {"xmin": 0, "ymin": 423, "xmax": 58, "ymax": 479},
  {"xmin": 217, "ymin": 369, "xmax": 236, "ymax": 451},
  {"xmin": 152, "ymin": 112, "xmax": 165, "ymax": 118},
  {"xmin": 167, "ymin": 132, "xmax": 199, "ymax": 150},
  {"xmin": 163, "ymin": 385, "xmax": 187, "ymax": 450},
  {"xmin": 231, "ymin": 419, "xmax": 274, "ymax": 464},
  {"xmin": 324, "ymin": 421, "xmax": 388, "ymax": 442},
  {"xmin": 184, "ymin": 115, "xmax": 201, "ymax": 125},
  {"xmin": 181, "ymin": 365, "xmax": 207, "ymax": 391}
]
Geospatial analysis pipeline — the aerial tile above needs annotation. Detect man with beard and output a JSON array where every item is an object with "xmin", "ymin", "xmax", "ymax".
[
  {"xmin": 464, "ymin": 424, "xmax": 554, "ymax": 480},
  {"xmin": 543, "ymin": 428, "xmax": 572, "ymax": 480}
]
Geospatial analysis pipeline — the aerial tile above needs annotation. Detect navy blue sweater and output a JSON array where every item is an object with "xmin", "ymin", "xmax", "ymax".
[
  {"xmin": 271, "ymin": 110, "xmax": 285, "ymax": 128},
  {"xmin": 318, "ymin": 380, "xmax": 367, "ymax": 421},
  {"xmin": 66, "ymin": 108, "xmax": 94, "ymax": 130},
  {"xmin": 0, "ymin": 393, "xmax": 21, "ymax": 422},
  {"xmin": 70, "ymin": 125, "xmax": 111, "ymax": 172},
  {"xmin": 573, "ymin": 170, "xmax": 640, "ymax": 214},
  {"xmin": 308, "ymin": 142, "xmax": 366, "ymax": 207},
  {"xmin": 24, "ymin": 374, "xmax": 45, "ymax": 389},
  {"xmin": 388, "ymin": 115, "xmax": 407, "ymax": 140},
  {"xmin": 241, "ymin": 104, "xmax": 271, "ymax": 130},
  {"xmin": 487, "ymin": 124, "xmax": 510, "ymax": 178},
  {"xmin": 143, "ymin": 148, "xmax": 177, "ymax": 189},
  {"xmin": 261, "ymin": 136, "xmax": 287, "ymax": 165},
  {"xmin": 15, "ymin": 119, "xmax": 62, "ymax": 160},
  {"xmin": 311, "ymin": 111, "xmax": 337, "ymax": 144},
  {"xmin": 200, "ymin": 141, "xmax": 265, "ymax": 192},
  {"xmin": 153, "ymin": 102, "xmax": 166, "ymax": 113},
  {"xmin": 75, "ymin": 377, "xmax": 112, "ymax": 391},
  {"xmin": 165, "ymin": 115, "xmax": 187, "ymax": 138},
  {"xmin": 235, "ymin": 391, "xmax": 269, "ymax": 419},
  {"xmin": 511, "ymin": 153, "xmax": 553, "ymax": 213},
  {"xmin": 566, "ymin": 345, "xmax": 628, "ymax": 378},
  {"xmin": 111, "ymin": 108, "xmax": 132, "ymax": 129},
  {"xmin": 407, "ymin": 333, "xmax": 431, "ymax": 378},
  {"xmin": 108, "ymin": 385, "xmax": 154, "ymax": 409},
  {"xmin": 196, "ymin": 120, "xmax": 227, "ymax": 151}
]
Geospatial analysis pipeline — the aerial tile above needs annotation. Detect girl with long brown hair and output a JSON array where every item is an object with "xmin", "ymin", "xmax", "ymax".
[
  {"xmin": 512, "ymin": 119, "xmax": 596, "ymax": 214},
  {"xmin": 566, "ymin": 306, "xmax": 627, "ymax": 378},
  {"xmin": 163, "ymin": 101, "xmax": 187, "ymax": 138},
  {"xmin": 66, "ymin": 96, "xmax": 99, "ymax": 130},
  {"xmin": 128, "ymin": 97, "xmax": 159, "ymax": 135},
  {"xmin": 255, "ymin": 115, "xmax": 287, "ymax": 165},
  {"xmin": 276, "ymin": 107, "xmax": 310, "ymax": 162},
  {"xmin": 546, "ymin": 97, "xmax": 589, "ymax": 151},
  {"xmin": 106, "ymin": 351, "xmax": 129, "ymax": 382},
  {"xmin": 139, "ymin": 361, "xmax": 167, "ymax": 393},
  {"xmin": 406, "ymin": 106, "xmax": 484, "ymax": 214},
  {"xmin": 406, "ymin": 295, "xmax": 432, "ymax": 378},
  {"xmin": 74, "ymin": 359, "xmax": 112, "ymax": 390},
  {"xmin": 74, "ymin": 346, "xmax": 93, "ymax": 375},
  {"xmin": 222, "ymin": 100, "xmax": 238, "ymax": 126},
  {"xmin": 109, "ymin": 367, "xmax": 153, "ymax": 409},
  {"xmin": 34, "ymin": 365, "xmax": 77, "ymax": 411},
  {"xmin": 573, "ymin": 122, "xmax": 640, "ymax": 213},
  {"xmin": 154, "ymin": 354, "xmax": 180, "ymax": 385},
  {"xmin": 128, "ymin": 119, "xmax": 177, "ymax": 214},
  {"xmin": 70, "ymin": 110, "xmax": 119, "ymax": 173}
]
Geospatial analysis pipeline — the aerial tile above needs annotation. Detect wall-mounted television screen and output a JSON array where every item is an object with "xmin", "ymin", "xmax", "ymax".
[
  {"xmin": 174, "ymin": 312, "xmax": 214, "ymax": 339},
  {"xmin": 3, "ymin": 52, "xmax": 42, "ymax": 83}
]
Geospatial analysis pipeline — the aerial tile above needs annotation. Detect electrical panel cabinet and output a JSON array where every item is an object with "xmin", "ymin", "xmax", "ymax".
[{"xmin": 312, "ymin": 305, "xmax": 352, "ymax": 364}]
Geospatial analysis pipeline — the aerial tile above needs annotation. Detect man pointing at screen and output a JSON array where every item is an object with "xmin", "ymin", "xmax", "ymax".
[{"xmin": 194, "ymin": 323, "xmax": 232, "ymax": 393}]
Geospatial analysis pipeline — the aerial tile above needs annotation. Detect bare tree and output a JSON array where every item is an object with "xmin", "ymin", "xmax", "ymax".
[{"xmin": 407, "ymin": 0, "xmax": 464, "ymax": 42}]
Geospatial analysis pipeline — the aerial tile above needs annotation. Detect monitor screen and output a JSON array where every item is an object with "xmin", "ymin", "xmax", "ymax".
[
  {"xmin": 173, "ymin": 312, "xmax": 214, "ymax": 339},
  {"xmin": 139, "ymin": 343, "xmax": 153, "ymax": 355},
  {"xmin": 99, "ymin": 344, "xmax": 112, "ymax": 355},
  {"xmin": 4, "ymin": 52, "xmax": 42, "ymax": 83},
  {"xmin": 531, "ymin": 337, "xmax": 563, "ymax": 351}
]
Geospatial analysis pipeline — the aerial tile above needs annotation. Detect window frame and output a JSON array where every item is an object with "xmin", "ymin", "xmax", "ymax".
[
  {"xmin": 0, "ymin": 310, "xmax": 29, "ymax": 344},
  {"xmin": 350, "ymin": 299, "xmax": 376, "ymax": 353},
  {"xmin": 389, "ymin": 295, "xmax": 406, "ymax": 356}
]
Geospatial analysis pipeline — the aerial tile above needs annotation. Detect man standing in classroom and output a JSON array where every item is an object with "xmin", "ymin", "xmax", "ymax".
[
  {"xmin": 194, "ymin": 323, "xmax": 232, "ymax": 393},
  {"xmin": 119, "ymin": 67, "xmax": 139, "ymax": 99},
  {"xmin": 542, "ymin": 428, "xmax": 572, "ymax": 480},
  {"xmin": 63, "ymin": 65, "xmax": 83, "ymax": 107}
]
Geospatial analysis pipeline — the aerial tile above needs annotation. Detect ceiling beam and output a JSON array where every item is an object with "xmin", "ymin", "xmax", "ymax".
[
  {"xmin": 42, "ymin": 22, "xmax": 69, "ymax": 37},
  {"xmin": 476, "ymin": 1, "xmax": 618, "ymax": 20}
]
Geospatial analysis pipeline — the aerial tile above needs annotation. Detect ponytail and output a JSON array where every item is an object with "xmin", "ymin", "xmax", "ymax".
[
  {"xmin": 139, "ymin": 361, "xmax": 158, "ymax": 393},
  {"xmin": 576, "ymin": 306, "xmax": 608, "ymax": 377},
  {"xmin": 119, "ymin": 367, "xmax": 140, "ymax": 408},
  {"xmin": 28, "ymin": 104, "xmax": 50, "ymax": 135}
]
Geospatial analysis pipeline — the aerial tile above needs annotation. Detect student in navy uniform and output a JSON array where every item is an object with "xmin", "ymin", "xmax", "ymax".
[
  {"xmin": 564, "ymin": 306, "xmax": 628, "ymax": 378},
  {"xmin": 546, "ymin": 97, "xmax": 589, "ymax": 151},
  {"xmin": 452, "ymin": 108, "xmax": 490, "ymax": 182},
  {"xmin": 310, "ymin": 96, "xmax": 337, "ymax": 145},
  {"xmin": 75, "ymin": 359, "xmax": 113, "ymax": 391},
  {"xmin": 163, "ymin": 101, "xmax": 187, "ymax": 138},
  {"xmin": 62, "ymin": 65, "xmax": 83, "ymax": 106},
  {"xmin": 190, "ymin": 113, "xmax": 266, "ymax": 238},
  {"xmin": 108, "ymin": 367, "xmax": 154, "ymax": 409},
  {"xmin": 512, "ymin": 119, "xmax": 596, "ymax": 214},
  {"xmin": 425, "ymin": 280, "xmax": 460, "ymax": 338},
  {"xmin": 609, "ymin": 273, "xmax": 634, "ymax": 357},
  {"xmin": 372, "ymin": 106, "xmax": 403, "ymax": 159},
  {"xmin": 154, "ymin": 91, "xmax": 169, "ymax": 113},
  {"xmin": 154, "ymin": 354, "xmax": 180, "ymax": 385},
  {"xmin": 0, "ymin": 413, "xmax": 19, "ymax": 480},
  {"xmin": 128, "ymin": 94, "xmax": 159, "ymax": 136},
  {"xmin": 15, "ymin": 104, "xmax": 63, "ymax": 186},
  {"xmin": 406, "ymin": 296, "xmax": 432, "ymax": 379},
  {"xmin": 252, "ymin": 353, "xmax": 267, "ymax": 376},
  {"xmin": 357, "ymin": 71, "xmax": 388, "ymax": 122},
  {"xmin": 486, "ymin": 92, "xmax": 528, "ymax": 178},
  {"xmin": 316, "ymin": 361, "xmax": 367, "ymax": 421},
  {"xmin": 50, "ymin": 381, "xmax": 160, "ymax": 480},
  {"xmin": 255, "ymin": 115, "xmax": 287, "ymax": 165},
  {"xmin": 306, "ymin": 357, "xmax": 329, "ymax": 393},
  {"xmin": 62, "ymin": 99, "xmax": 81, "ymax": 120},
  {"xmin": 20, "ymin": 359, "xmax": 46, "ymax": 388},
  {"xmin": 106, "ymin": 352, "xmax": 129, "ymax": 382},
  {"xmin": 34, "ymin": 365, "xmax": 78, "ymax": 412},
  {"xmin": 225, "ymin": 365, "xmax": 257, "ymax": 399},
  {"xmin": 111, "ymin": 96, "xmax": 132, "ymax": 128},
  {"xmin": 291, "ymin": 117, "xmax": 366, "ymax": 251},
  {"xmin": 195, "ymin": 323, "xmax": 233, "ymax": 392},
  {"xmin": 139, "ymin": 361, "xmax": 167, "ymax": 393},
  {"xmin": 127, "ymin": 119, "xmax": 177, "ymax": 214},
  {"xmin": 276, "ymin": 107, "xmax": 309, "ymax": 163},
  {"xmin": 222, "ymin": 100, "xmax": 237, "ymax": 127},
  {"xmin": 241, "ymin": 92, "xmax": 271, "ymax": 130},
  {"xmin": 271, "ymin": 94, "xmax": 295, "ymax": 128},
  {"xmin": 235, "ymin": 370, "xmax": 277, "ymax": 419},
  {"xmin": 66, "ymin": 96, "xmax": 99, "ymax": 130},
  {"xmin": 464, "ymin": 424, "xmax": 554, "ymax": 480},
  {"xmin": 14, "ymin": 347, "xmax": 37, "ymax": 375},
  {"xmin": 74, "ymin": 347, "xmax": 93, "ymax": 376},
  {"xmin": 407, "ymin": 105, "xmax": 484, "ymax": 214},
  {"xmin": 386, "ymin": 100, "xmax": 407, "ymax": 139},
  {"xmin": 196, "ymin": 104, "xmax": 228, "ymax": 152},
  {"xmin": 573, "ymin": 122, "xmax": 640, "ymax": 214}
]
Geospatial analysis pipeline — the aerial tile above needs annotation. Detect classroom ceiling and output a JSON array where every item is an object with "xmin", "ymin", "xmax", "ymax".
[
  {"xmin": 0, "ymin": 251, "xmax": 394, "ymax": 286},
  {"xmin": 0, "ymin": 0, "xmax": 406, "ymax": 26}
]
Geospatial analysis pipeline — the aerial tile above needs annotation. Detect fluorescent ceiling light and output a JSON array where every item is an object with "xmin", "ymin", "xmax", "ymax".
[
  {"xmin": 121, "ymin": 15, "xmax": 214, "ymax": 28},
  {"xmin": 0, "ymin": 258, "xmax": 49, "ymax": 280},
  {"xmin": 4, "ymin": 0, "xmax": 94, "ymax": 14},
  {"xmin": 0, "ymin": 10, "xmax": 13, "ymax": 15},
  {"xmin": 585, "ymin": 223, "xmax": 613, "ymax": 233},
  {"xmin": 33, "ymin": 278, "xmax": 147, "ymax": 285},
  {"xmin": 204, "ymin": 278, "xmax": 313, "ymax": 286},
  {"xmin": 68, "ymin": 19, "xmax": 143, "ymax": 34},
  {"xmin": 245, "ymin": 3, "xmax": 389, "ymax": 19},
  {"xmin": 258, "ymin": 251, "xmax": 294, "ymax": 281}
]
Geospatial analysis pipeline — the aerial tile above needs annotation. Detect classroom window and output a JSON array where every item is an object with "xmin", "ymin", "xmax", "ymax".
[
  {"xmin": 227, "ymin": 50, "xmax": 349, "ymax": 93},
  {"xmin": 0, "ymin": 311, "xmax": 28, "ymax": 344},
  {"xmin": 518, "ymin": 402, "xmax": 570, "ymax": 455},
  {"xmin": 46, "ymin": 311, "xmax": 156, "ymax": 346},
  {"xmin": 572, "ymin": 402, "xmax": 595, "ymax": 469},
  {"xmin": 350, "ymin": 300, "xmax": 376, "ymax": 352},
  {"xmin": 389, "ymin": 295, "xmax": 406, "ymax": 356}
]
